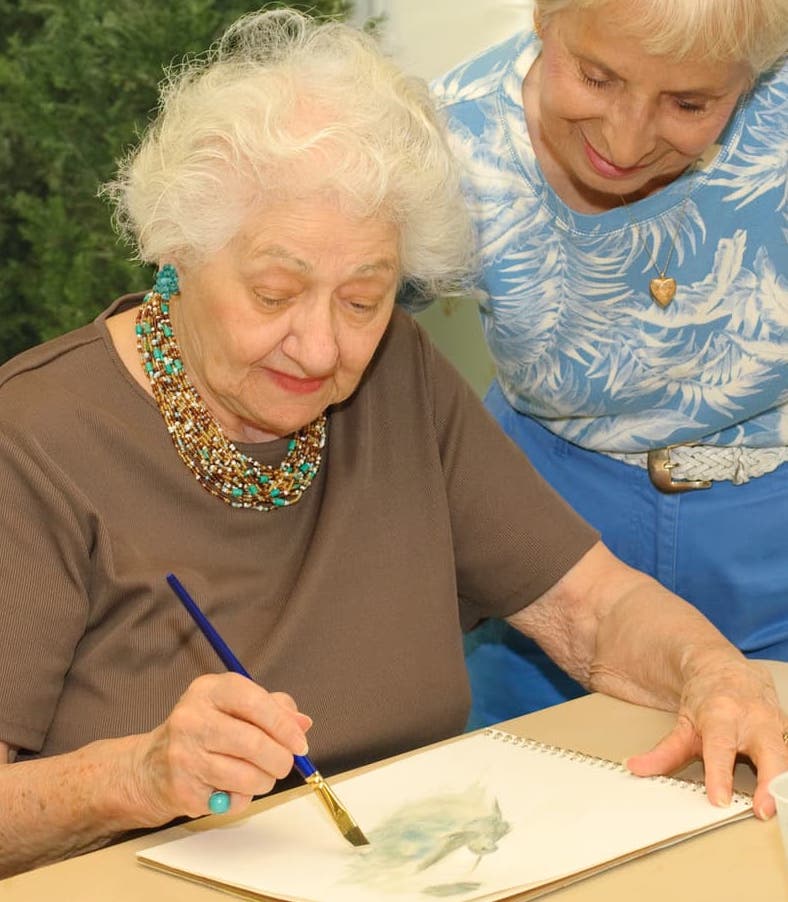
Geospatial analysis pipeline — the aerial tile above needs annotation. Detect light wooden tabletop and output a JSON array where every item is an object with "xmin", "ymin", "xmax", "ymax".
[{"xmin": 3, "ymin": 662, "xmax": 787, "ymax": 901}]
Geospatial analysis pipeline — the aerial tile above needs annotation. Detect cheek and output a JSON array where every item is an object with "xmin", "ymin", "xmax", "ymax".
[
  {"xmin": 662, "ymin": 117, "xmax": 732, "ymax": 158},
  {"xmin": 541, "ymin": 81, "xmax": 604, "ymax": 131},
  {"xmin": 210, "ymin": 322, "xmax": 282, "ymax": 380}
]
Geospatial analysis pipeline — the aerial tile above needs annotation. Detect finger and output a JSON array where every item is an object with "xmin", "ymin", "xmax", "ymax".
[
  {"xmin": 159, "ymin": 726, "xmax": 286, "ymax": 818},
  {"xmin": 270, "ymin": 691, "xmax": 299, "ymax": 712},
  {"xmin": 749, "ymin": 730, "xmax": 788, "ymax": 820},
  {"xmin": 201, "ymin": 744, "xmax": 285, "ymax": 798},
  {"xmin": 697, "ymin": 728, "xmax": 738, "ymax": 809},
  {"xmin": 201, "ymin": 714, "xmax": 300, "ymax": 782},
  {"xmin": 202, "ymin": 674, "xmax": 311, "ymax": 756},
  {"xmin": 628, "ymin": 717, "xmax": 739, "ymax": 809},
  {"xmin": 293, "ymin": 711, "xmax": 313, "ymax": 731},
  {"xmin": 625, "ymin": 718, "xmax": 701, "ymax": 777},
  {"xmin": 270, "ymin": 691, "xmax": 314, "ymax": 732}
]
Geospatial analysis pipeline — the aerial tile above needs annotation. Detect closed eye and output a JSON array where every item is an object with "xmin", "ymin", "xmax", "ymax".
[
  {"xmin": 345, "ymin": 298, "xmax": 381, "ymax": 316},
  {"xmin": 254, "ymin": 292, "xmax": 294, "ymax": 310},
  {"xmin": 672, "ymin": 97, "xmax": 708, "ymax": 114},
  {"xmin": 581, "ymin": 72, "xmax": 610, "ymax": 89}
]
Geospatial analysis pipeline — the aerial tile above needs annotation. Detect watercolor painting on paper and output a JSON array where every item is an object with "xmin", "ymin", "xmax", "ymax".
[{"xmin": 344, "ymin": 782, "xmax": 511, "ymax": 897}]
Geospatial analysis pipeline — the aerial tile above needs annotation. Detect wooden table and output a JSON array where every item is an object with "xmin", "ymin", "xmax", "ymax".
[{"xmin": 3, "ymin": 662, "xmax": 788, "ymax": 901}]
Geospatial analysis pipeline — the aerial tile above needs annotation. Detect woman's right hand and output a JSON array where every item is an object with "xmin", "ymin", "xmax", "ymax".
[
  {"xmin": 0, "ymin": 673, "xmax": 312, "ymax": 877},
  {"xmin": 127, "ymin": 672, "xmax": 313, "ymax": 823}
]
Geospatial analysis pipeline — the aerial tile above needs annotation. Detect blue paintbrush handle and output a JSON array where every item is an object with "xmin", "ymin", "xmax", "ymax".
[{"xmin": 165, "ymin": 572, "xmax": 316, "ymax": 779}]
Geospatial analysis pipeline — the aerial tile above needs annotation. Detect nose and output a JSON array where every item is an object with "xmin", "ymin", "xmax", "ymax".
[
  {"xmin": 280, "ymin": 297, "xmax": 339, "ymax": 376},
  {"xmin": 601, "ymin": 95, "xmax": 658, "ymax": 168}
]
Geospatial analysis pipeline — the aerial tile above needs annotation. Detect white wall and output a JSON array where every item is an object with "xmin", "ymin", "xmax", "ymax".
[
  {"xmin": 354, "ymin": 0, "xmax": 532, "ymax": 78},
  {"xmin": 352, "ymin": 1, "xmax": 534, "ymax": 395}
]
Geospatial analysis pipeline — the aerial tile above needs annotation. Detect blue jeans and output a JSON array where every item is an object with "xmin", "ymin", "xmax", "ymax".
[{"xmin": 465, "ymin": 381, "xmax": 788, "ymax": 730}]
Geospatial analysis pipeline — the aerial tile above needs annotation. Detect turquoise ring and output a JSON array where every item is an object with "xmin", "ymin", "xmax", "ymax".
[{"xmin": 208, "ymin": 790, "xmax": 231, "ymax": 814}]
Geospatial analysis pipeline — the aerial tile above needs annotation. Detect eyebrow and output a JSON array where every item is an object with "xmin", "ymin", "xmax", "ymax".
[{"xmin": 253, "ymin": 245, "xmax": 398, "ymax": 276}]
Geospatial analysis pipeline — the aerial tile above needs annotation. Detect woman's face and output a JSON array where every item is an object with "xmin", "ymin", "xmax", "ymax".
[
  {"xmin": 172, "ymin": 197, "xmax": 400, "ymax": 442},
  {"xmin": 530, "ymin": 2, "xmax": 751, "ymax": 209}
]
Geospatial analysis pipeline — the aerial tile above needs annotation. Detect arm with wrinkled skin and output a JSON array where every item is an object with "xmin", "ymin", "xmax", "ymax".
[
  {"xmin": 506, "ymin": 541, "xmax": 788, "ymax": 820},
  {"xmin": 0, "ymin": 674, "xmax": 311, "ymax": 878}
]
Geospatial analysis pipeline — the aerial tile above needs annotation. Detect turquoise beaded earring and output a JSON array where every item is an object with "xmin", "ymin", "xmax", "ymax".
[{"xmin": 153, "ymin": 263, "xmax": 180, "ymax": 299}]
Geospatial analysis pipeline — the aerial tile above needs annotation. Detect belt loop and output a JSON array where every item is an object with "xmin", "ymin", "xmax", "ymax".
[{"xmin": 647, "ymin": 447, "xmax": 712, "ymax": 493}]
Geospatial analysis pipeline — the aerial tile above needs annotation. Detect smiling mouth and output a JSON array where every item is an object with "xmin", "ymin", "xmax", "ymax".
[
  {"xmin": 268, "ymin": 369, "xmax": 326, "ymax": 395},
  {"xmin": 583, "ymin": 139, "xmax": 647, "ymax": 179}
]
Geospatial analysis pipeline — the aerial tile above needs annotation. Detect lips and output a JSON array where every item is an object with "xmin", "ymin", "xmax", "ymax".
[
  {"xmin": 268, "ymin": 369, "xmax": 326, "ymax": 395},
  {"xmin": 583, "ymin": 138, "xmax": 646, "ymax": 179}
]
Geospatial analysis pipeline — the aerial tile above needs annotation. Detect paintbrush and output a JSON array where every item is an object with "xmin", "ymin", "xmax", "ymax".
[{"xmin": 165, "ymin": 572, "xmax": 370, "ymax": 847}]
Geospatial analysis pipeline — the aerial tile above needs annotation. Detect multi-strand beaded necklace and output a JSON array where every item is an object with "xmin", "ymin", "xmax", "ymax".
[{"xmin": 135, "ymin": 266, "xmax": 326, "ymax": 511}]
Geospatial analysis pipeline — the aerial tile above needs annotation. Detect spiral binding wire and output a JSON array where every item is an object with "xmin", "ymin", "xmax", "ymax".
[{"xmin": 483, "ymin": 729, "xmax": 752, "ymax": 808}]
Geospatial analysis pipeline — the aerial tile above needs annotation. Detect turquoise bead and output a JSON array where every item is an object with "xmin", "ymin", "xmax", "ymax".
[{"xmin": 208, "ymin": 791, "xmax": 231, "ymax": 815}]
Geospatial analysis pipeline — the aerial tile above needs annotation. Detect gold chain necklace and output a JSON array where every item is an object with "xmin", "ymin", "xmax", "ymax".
[
  {"xmin": 620, "ymin": 167, "xmax": 697, "ymax": 308},
  {"xmin": 136, "ymin": 280, "xmax": 326, "ymax": 511}
]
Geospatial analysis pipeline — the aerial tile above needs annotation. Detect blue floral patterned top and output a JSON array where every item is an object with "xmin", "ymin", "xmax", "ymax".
[{"xmin": 433, "ymin": 32, "xmax": 788, "ymax": 453}]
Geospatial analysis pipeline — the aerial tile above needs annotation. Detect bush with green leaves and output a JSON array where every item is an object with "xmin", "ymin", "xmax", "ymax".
[{"xmin": 0, "ymin": 0, "xmax": 351, "ymax": 362}]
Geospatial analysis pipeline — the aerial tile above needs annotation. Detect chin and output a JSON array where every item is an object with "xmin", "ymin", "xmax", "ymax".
[{"xmin": 272, "ymin": 409, "xmax": 326, "ymax": 437}]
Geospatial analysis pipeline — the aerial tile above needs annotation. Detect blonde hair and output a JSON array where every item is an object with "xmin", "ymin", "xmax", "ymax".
[
  {"xmin": 103, "ymin": 9, "xmax": 474, "ymax": 298},
  {"xmin": 534, "ymin": 0, "xmax": 788, "ymax": 74}
]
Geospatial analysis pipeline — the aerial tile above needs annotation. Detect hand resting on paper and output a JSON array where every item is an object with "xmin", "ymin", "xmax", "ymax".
[
  {"xmin": 624, "ymin": 659, "xmax": 787, "ymax": 820},
  {"xmin": 506, "ymin": 542, "xmax": 788, "ymax": 821}
]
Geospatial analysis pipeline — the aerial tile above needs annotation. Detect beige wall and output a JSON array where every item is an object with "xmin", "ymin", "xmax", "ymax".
[{"xmin": 353, "ymin": 1, "xmax": 533, "ymax": 396}]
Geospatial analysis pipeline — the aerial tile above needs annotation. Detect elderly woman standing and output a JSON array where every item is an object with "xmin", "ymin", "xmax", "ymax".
[
  {"xmin": 432, "ymin": 0, "xmax": 788, "ymax": 726},
  {"xmin": 0, "ymin": 9, "xmax": 785, "ymax": 878}
]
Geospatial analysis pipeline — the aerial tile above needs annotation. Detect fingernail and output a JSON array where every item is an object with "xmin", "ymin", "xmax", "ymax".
[{"xmin": 300, "ymin": 742, "xmax": 309, "ymax": 756}]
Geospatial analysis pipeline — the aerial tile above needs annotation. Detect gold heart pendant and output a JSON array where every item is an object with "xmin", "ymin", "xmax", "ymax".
[{"xmin": 649, "ymin": 277, "xmax": 677, "ymax": 307}]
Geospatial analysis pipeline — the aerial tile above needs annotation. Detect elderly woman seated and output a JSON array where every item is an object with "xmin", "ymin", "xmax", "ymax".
[{"xmin": 0, "ymin": 9, "xmax": 785, "ymax": 877}]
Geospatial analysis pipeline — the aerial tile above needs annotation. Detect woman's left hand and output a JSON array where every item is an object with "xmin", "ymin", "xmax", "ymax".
[
  {"xmin": 507, "ymin": 542, "xmax": 788, "ymax": 819},
  {"xmin": 625, "ymin": 656, "xmax": 788, "ymax": 819}
]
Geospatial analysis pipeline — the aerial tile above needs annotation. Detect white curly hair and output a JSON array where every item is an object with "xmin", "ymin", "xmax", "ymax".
[{"xmin": 103, "ymin": 9, "xmax": 475, "ymax": 299}]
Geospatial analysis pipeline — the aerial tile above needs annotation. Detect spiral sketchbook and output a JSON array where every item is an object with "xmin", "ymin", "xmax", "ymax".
[{"xmin": 137, "ymin": 728, "xmax": 752, "ymax": 901}]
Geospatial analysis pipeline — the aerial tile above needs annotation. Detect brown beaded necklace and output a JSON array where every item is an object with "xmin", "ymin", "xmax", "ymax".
[{"xmin": 135, "ymin": 268, "xmax": 326, "ymax": 511}]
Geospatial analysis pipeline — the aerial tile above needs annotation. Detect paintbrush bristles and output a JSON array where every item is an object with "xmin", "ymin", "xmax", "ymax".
[{"xmin": 305, "ymin": 772, "xmax": 370, "ymax": 847}]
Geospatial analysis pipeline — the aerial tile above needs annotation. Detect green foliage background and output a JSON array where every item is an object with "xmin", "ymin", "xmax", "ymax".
[{"xmin": 0, "ymin": 0, "xmax": 352, "ymax": 362}]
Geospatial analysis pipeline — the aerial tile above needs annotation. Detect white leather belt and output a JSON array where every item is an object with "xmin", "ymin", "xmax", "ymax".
[{"xmin": 602, "ymin": 445, "xmax": 788, "ymax": 493}]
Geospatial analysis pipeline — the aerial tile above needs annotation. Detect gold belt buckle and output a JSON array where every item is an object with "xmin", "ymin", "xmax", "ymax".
[{"xmin": 646, "ymin": 447, "xmax": 712, "ymax": 493}]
